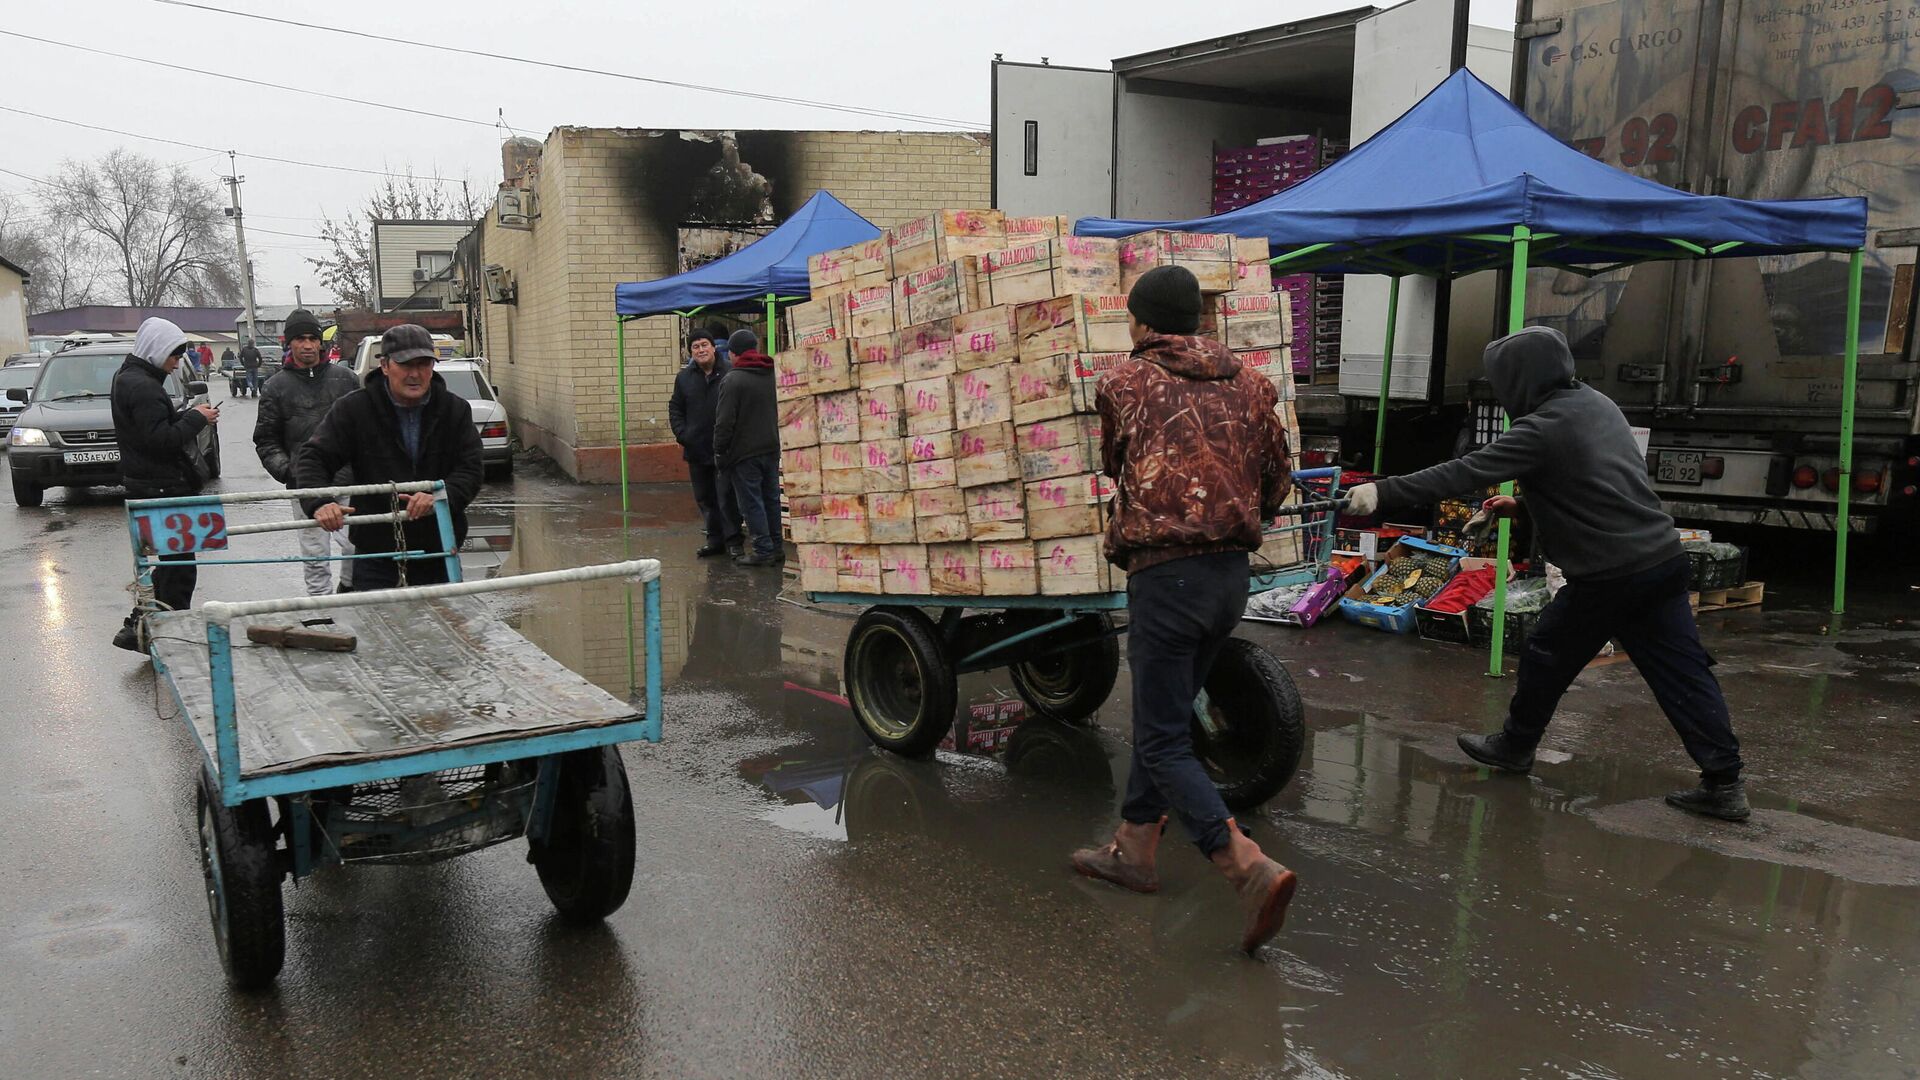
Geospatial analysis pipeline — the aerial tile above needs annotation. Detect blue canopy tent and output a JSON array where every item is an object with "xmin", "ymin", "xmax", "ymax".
[
  {"xmin": 609, "ymin": 190, "xmax": 881, "ymax": 507},
  {"xmin": 1077, "ymin": 68, "xmax": 1871, "ymax": 670}
]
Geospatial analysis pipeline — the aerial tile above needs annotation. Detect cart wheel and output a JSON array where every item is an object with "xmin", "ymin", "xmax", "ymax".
[
  {"xmin": 1190, "ymin": 639, "xmax": 1306, "ymax": 811},
  {"xmin": 531, "ymin": 746, "xmax": 636, "ymax": 924},
  {"xmin": 844, "ymin": 606, "xmax": 956, "ymax": 758},
  {"xmin": 1009, "ymin": 617, "xmax": 1120, "ymax": 726},
  {"xmin": 195, "ymin": 773, "xmax": 285, "ymax": 990}
]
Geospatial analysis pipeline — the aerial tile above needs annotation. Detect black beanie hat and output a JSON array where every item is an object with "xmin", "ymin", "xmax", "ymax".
[
  {"xmin": 688, "ymin": 329, "xmax": 715, "ymax": 347},
  {"xmin": 727, "ymin": 329, "xmax": 759, "ymax": 355},
  {"xmin": 1126, "ymin": 265, "xmax": 1203, "ymax": 335},
  {"xmin": 282, "ymin": 308, "xmax": 323, "ymax": 340}
]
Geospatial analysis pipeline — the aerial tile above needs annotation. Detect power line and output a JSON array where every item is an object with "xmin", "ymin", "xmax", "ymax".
[{"xmin": 153, "ymin": 0, "xmax": 988, "ymax": 129}]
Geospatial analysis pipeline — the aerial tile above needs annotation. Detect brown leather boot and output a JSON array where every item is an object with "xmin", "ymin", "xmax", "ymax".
[
  {"xmin": 1069, "ymin": 817, "xmax": 1166, "ymax": 894},
  {"xmin": 1209, "ymin": 818, "xmax": 1298, "ymax": 953}
]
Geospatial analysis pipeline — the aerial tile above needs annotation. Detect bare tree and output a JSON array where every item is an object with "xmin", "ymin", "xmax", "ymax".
[
  {"xmin": 308, "ymin": 171, "xmax": 480, "ymax": 310},
  {"xmin": 0, "ymin": 192, "xmax": 103, "ymax": 312},
  {"xmin": 44, "ymin": 150, "xmax": 241, "ymax": 306}
]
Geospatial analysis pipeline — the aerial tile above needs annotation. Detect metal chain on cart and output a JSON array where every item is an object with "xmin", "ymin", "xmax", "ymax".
[{"xmin": 390, "ymin": 482, "xmax": 409, "ymax": 588}]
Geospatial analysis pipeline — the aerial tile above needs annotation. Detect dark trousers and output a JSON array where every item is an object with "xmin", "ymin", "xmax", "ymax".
[
  {"xmin": 1121, "ymin": 551, "xmax": 1250, "ymax": 855},
  {"xmin": 688, "ymin": 461, "xmax": 742, "ymax": 547},
  {"xmin": 1505, "ymin": 553, "xmax": 1743, "ymax": 783},
  {"xmin": 726, "ymin": 452, "xmax": 781, "ymax": 557},
  {"xmin": 126, "ymin": 552, "xmax": 196, "ymax": 626},
  {"xmin": 352, "ymin": 552, "xmax": 453, "ymax": 591}
]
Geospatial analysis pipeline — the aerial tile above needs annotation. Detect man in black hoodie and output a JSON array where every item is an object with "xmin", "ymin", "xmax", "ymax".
[
  {"xmin": 712, "ymin": 329, "xmax": 781, "ymax": 566},
  {"xmin": 1347, "ymin": 327, "xmax": 1748, "ymax": 820},
  {"xmin": 255, "ymin": 308, "xmax": 360, "ymax": 594},
  {"xmin": 293, "ymin": 324, "xmax": 483, "ymax": 590},
  {"xmin": 668, "ymin": 329, "xmax": 742, "ymax": 558}
]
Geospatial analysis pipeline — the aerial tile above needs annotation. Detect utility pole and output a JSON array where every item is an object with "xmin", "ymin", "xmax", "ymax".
[
  {"xmin": 223, "ymin": 150, "xmax": 259, "ymax": 346},
  {"xmin": 294, "ymin": 284, "xmax": 302, "ymax": 309}
]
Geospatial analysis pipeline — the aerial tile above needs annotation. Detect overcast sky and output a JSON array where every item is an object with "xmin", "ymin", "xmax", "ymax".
[{"xmin": 2, "ymin": 0, "xmax": 1516, "ymax": 307}]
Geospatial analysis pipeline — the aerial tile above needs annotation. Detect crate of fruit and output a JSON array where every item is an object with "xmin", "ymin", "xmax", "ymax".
[
  {"xmin": 1465, "ymin": 576, "xmax": 1552, "ymax": 650},
  {"xmin": 1338, "ymin": 538, "xmax": 1465, "ymax": 634},
  {"xmin": 1682, "ymin": 541, "xmax": 1746, "ymax": 591}
]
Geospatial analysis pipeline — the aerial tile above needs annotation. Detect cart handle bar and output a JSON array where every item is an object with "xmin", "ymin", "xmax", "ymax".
[
  {"xmin": 127, "ymin": 480, "xmax": 443, "ymax": 509},
  {"xmin": 1272, "ymin": 497, "xmax": 1349, "ymax": 517},
  {"xmin": 201, "ymin": 559, "xmax": 662, "ymax": 626},
  {"xmin": 225, "ymin": 511, "xmax": 408, "ymax": 537}
]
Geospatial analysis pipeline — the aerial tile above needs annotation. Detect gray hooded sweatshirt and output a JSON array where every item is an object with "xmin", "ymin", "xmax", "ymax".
[{"xmin": 1376, "ymin": 326, "xmax": 1680, "ymax": 581}]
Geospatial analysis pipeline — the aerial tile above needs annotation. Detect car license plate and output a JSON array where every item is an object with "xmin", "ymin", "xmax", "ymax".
[
  {"xmin": 1656, "ymin": 450, "xmax": 1703, "ymax": 485},
  {"xmin": 63, "ymin": 449, "xmax": 119, "ymax": 465}
]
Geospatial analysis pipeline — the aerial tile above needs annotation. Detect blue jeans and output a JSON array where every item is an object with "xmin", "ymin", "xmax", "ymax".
[{"xmin": 725, "ymin": 452, "xmax": 781, "ymax": 557}]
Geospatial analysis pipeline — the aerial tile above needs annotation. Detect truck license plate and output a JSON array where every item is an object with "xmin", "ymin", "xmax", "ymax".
[
  {"xmin": 63, "ymin": 450, "xmax": 119, "ymax": 464},
  {"xmin": 1656, "ymin": 450, "xmax": 1703, "ymax": 485}
]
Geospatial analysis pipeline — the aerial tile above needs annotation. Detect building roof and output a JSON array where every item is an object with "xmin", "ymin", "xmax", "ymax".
[
  {"xmin": 29, "ymin": 305, "xmax": 245, "ymax": 335},
  {"xmin": 0, "ymin": 253, "xmax": 30, "ymax": 281},
  {"xmin": 239, "ymin": 303, "xmax": 339, "ymax": 325}
]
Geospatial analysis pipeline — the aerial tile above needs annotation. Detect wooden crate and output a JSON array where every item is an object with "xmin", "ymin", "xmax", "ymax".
[
  {"xmin": 1118, "ymin": 231, "xmax": 1236, "ymax": 293},
  {"xmin": 915, "ymin": 487, "xmax": 970, "ymax": 543},
  {"xmin": 953, "ymin": 365, "xmax": 1015, "ymax": 430},
  {"xmin": 980, "ymin": 237, "xmax": 1122, "ymax": 307},
  {"xmin": 781, "ymin": 447, "xmax": 822, "ymax": 497},
  {"xmin": 819, "ymin": 494, "xmax": 869, "ymax": 544},
  {"xmin": 865, "ymin": 490, "xmax": 917, "ymax": 544},
  {"xmin": 797, "ymin": 542, "xmax": 839, "ymax": 591},
  {"xmin": 1211, "ymin": 291, "xmax": 1289, "ymax": 350},
  {"xmin": 904, "ymin": 375, "xmax": 954, "ymax": 436},
  {"xmin": 1691, "ymin": 581, "xmax": 1766, "ymax": 612},
  {"xmin": 1025, "ymin": 472, "xmax": 1116, "ymax": 540},
  {"xmin": 908, "ymin": 457, "xmax": 957, "ymax": 489},
  {"xmin": 821, "ymin": 441, "xmax": 865, "ymax": 494},
  {"xmin": 1015, "ymin": 414, "xmax": 1102, "ymax": 481},
  {"xmin": 955, "ymin": 421, "xmax": 1020, "ymax": 488},
  {"xmin": 859, "ymin": 385, "xmax": 906, "ymax": 440},
  {"xmin": 774, "ymin": 349, "xmax": 811, "ymax": 401},
  {"xmin": 1233, "ymin": 236, "xmax": 1273, "ymax": 293},
  {"xmin": 1015, "ymin": 294, "xmax": 1133, "ymax": 360},
  {"xmin": 898, "ymin": 318, "xmax": 957, "ymax": 382},
  {"xmin": 1009, "ymin": 354, "xmax": 1076, "ymax": 425},
  {"xmin": 803, "ymin": 339, "xmax": 853, "ymax": 394},
  {"xmin": 1004, "ymin": 214, "xmax": 1074, "ymax": 243},
  {"xmin": 853, "ymin": 333, "xmax": 904, "ymax": 388},
  {"xmin": 879, "ymin": 543, "xmax": 932, "ymax": 595},
  {"xmin": 811, "ymin": 236, "xmax": 891, "ymax": 287},
  {"xmin": 806, "ymin": 247, "xmax": 854, "ymax": 292},
  {"xmin": 816, "ymin": 390, "xmax": 860, "ymax": 444},
  {"xmin": 1233, "ymin": 347, "xmax": 1292, "ymax": 391},
  {"xmin": 846, "ymin": 277, "xmax": 897, "ymax": 339},
  {"xmin": 788, "ymin": 295, "xmax": 850, "ymax": 342},
  {"xmin": 906, "ymin": 431, "xmax": 954, "ymax": 464},
  {"xmin": 894, "ymin": 259, "xmax": 984, "ymax": 325},
  {"xmin": 929, "ymin": 541, "xmax": 983, "ymax": 596},
  {"xmin": 888, "ymin": 209, "xmax": 1006, "ymax": 277},
  {"xmin": 966, "ymin": 480, "xmax": 1026, "ymax": 541},
  {"xmin": 1065, "ymin": 352, "xmax": 1132, "ymax": 413},
  {"xmin": 1036, "ymin": 534, "xmax": 1118, "ymax": 596},
  {"xmin": 952, "ymin": 306, "xmax": 1021, "ymax": 371},
  {"xmin": 788, "ymin": 494, "xmax": 824, "ymax": 543},
  {"xmin": 979, "ymin": 540, "xmax": 1038, "ymax": 594},
  {"xmin": 861, "ymin": 438, "xmax": 909, "ymax": 492},
  {"xmin": 776, "ymin": 396, "xmax": 819, "ymax": 449},
  {"xmin": 836, "ymin": 544, "xmax": 882, "ymax": 594}
]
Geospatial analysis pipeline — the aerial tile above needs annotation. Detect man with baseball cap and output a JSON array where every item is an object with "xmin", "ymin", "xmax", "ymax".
[
  {"xmin": 255, "ymin": 307, "xmax": 360, "ymax": 594},
  {"xmin": 292, "ymin": 323, "xmax": 483, "ymax": 590}
]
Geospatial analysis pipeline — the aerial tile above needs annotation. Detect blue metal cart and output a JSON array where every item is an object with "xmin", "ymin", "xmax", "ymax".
[
  {"xmin": 805, "ymin": 468, "xmax": 1343, "ymax": 810},
  {"xmin": 126, "ymin": 483, "xmax": 663, "ymax": 990}
]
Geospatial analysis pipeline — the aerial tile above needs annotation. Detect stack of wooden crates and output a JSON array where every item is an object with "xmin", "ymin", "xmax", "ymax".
[{"xmin": 780, "ymin": 209, "xmax": 1301, "ymax": 597}]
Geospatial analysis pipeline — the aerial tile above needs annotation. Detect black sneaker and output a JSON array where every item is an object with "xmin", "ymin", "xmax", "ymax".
[
  {"xmin": 112, "ymin": 622, "xmax": 143, "ymax": 653},
  {"xmin": 735, "ymin": 552, "xmax": 777, "ymax": 567},
  {"xmin": 726, "ymin": 540, "xmax": 745, "ymax": 558},
  {"xmin": 696, "ymin": 543, "xmax": 727, "ymax": 558},
  {"xmin": 1457, "ymin": 731, "xmax": 1536, "ymax": 774},
  {"xmin": 1665, "ymin": 780, "xmax": 1751, "ymax": 822}
]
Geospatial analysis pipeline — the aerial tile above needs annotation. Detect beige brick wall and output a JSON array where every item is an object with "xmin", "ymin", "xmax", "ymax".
[{"xmin": 477, "ymin": 127, "xmax": 991, "ymax": 482}]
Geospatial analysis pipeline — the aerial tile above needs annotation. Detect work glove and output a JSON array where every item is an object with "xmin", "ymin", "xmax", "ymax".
[{"xmin": 1346, "ymin": 483, "xmax": 1379, "ymax": 516}]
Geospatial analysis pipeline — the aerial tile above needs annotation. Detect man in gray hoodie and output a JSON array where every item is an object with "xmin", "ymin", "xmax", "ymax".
[{"xmin": 1346, "ymin": 327, "xmax": 1748, "ymax": 820}]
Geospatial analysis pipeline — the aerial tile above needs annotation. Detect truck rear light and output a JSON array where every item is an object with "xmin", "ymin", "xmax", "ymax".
[
  {"xmin": 1854, "ymin": 470, "xmax": 1882, "ymax": 494},
  {"xmin": 1702, "ymin": 456, "xmax": 1725, "ymax": 480},
  {"xmin": 1792, "ymin": 465, "xmax": 1818, "ymax": 489},
  {"xmin": 1905, "ymin": 486, "xmax": 1917, "ymax": 498},
  {"xmin": 1821, "ymin": 468, "xmax": 1841, "ymax": 493}
]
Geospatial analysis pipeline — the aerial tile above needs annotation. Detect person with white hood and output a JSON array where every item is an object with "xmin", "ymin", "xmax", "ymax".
[{"xmin": 110, "ymin": 317, "xmax": 220, "ymax": 652}]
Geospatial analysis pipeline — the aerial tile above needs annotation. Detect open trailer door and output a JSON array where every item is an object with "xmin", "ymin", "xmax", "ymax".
[{"xmin": 992, "ymin": 60, "xmax": 1115, "ymax": 220}]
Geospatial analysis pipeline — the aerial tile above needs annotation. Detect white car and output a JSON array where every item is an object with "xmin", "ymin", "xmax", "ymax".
[
  {"xmin": 354, "ymin": 332, "xmax": 461, "ymax": 378},
  {"xmin": 435, "ymin": 359, "xmax": 513, "ymax": 480}
]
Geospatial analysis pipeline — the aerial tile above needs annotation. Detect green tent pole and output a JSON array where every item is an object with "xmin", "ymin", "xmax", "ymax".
[
  {"xmin": 1489, "ymin": 225, "xmax": 1533, "ymax": 676},
  {"xmin": 1373, "ymin": 275, "xmax": 1402, "ymax": 473},
  {"xmin": 616, "ymin": 316, "xmax": 630, "ymax": 515},
  {"xmin": 765, "ymin": 292, "xmax": 777, "ymax": 351},
  {"xmin": 1833, "ymin": 248, "xmax": 1864, "ymax": 615}
]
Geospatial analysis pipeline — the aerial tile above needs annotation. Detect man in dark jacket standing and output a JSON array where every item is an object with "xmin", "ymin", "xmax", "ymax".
[
  {"xmin": 711, "ymin": 329, "xmax": 781, "ymax": 566},
  {"xmin": 255, "ymin": 308, "xmax": 360, "ymax": 595},
  {"xmin": 1071, "ymin": 266, "xmax": 1299, "ymax": 955},
  {"xmin": 294, "ymin": 324, "xmax": 483, "ymax": 590},
  {"xmin": 237, "ymin": 339, "xmax": 262, "ymax": 398},
  {"xmin": 668, "ymin": 329, "xmax": 742, "ymax": 558},
  {"xmin": 111, "ymin": 316, "xmax": 220, "ymax": 651},
  {"xmin": 1347, "ymin": 326, "xmax": 1749, "ymax": 820}
]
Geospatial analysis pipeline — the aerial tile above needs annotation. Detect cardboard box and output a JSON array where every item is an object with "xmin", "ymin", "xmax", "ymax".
[
  {"xmin": 879, "ymin": 543, "xmax": 931, "ymax": 595},
  {"xmin": 952, "ymin": 365, "xmax": 1014, "ymax": 430},
  {"xmin": 846, "ymin": 277, "xmax": 897, "ymax": 338},
  {"xmin": 836, "ymin": 544, "xmax": 882, "ymax": 594},
  {"xmin": 802, "ymin": 338, "xmax": 853, "ymax": 394},
  {"xmin": 980, "ymin": 236, "xmax": 1122, "ymax": 307},
  {"xmin": 858, "ymin": 385, "xmax": 905, "ymax": 440},
  {"xmin": 1024, "ymin": 472, "xmax": 1116, "ymax": 540},
  {"xmin": 788, "ymin": 295, "xmax": 850, "ymax": 342},
  {"xmin": 914, "ymin": 487, "xmax": 970, "ymax": 542},
  {"xmin": 1212, "ymin": 291, "xmax": 1289, "ymax": 350},
  {"xmin": 1015, "ymin": 294, "xmax": 1133, "ymax": 360},
  {"xmin": 1118, "ymin": 231, "xmax": 1236, "ymax": 293},
  {"xmin": 929, "ymin": 541, "xmax": 983, "ymax": 596},
  {"xmin": 906, "ymin": 431, "xmax": 954, "ymax": 463},
  {"xmin": 952, "ymin": 306, "xmax": 1021, "ymax": 371},
  {"xmin": 774, "ymin": 349, "xmax": 811, "ymax": 401},
  {"xmin": 1015, "ymin": 414, "xmax": 1102, "ymax": 481},
  {"xmin": 955, "ymin": 421, "xmax": 1020, "ymax": 488},
  {"xmin": 908, "ymin": 457, "xmax": 957, "ymax": 489},
  {"xmin": 888, "ymin": 209, "xmax": 1006, "ymax": 276},
  {"xmin": 819, "ymin": 494, "xmax": 869, "ymax": 544},
  {"xmin": 898, "ymin": 318, "xmax": 957, "ymax": 381},
  {"xmin": 865, "ymin": 490, "xmax": 917, "ymax": 544},
  {"xmin": 1233, "ymin": 236, "xmax": 1273, "ymax": 292},
  {"xmin": 776, "ymin": 396, "xmax": 819, "ymax": 449},
  {"xmin": 966, "ymin": 481, "xmax": 1026, "ymax": 541},
  {"xmin": 852, "ymin": 333, "xmax": 903, "ymax": 388},
  {"xmin": 788, "ymin": 494, "xmax": 824, "ymax": 542},
  {"xmin": 797, "ymin": 542, "xmax": 838, "ymax": 592},
  {"xmin": 1036, "ymin": 534, "xmax": 1118, "ymax": 596},
  {"xmin": 1008, "ymin": 354, "xmax": 1076, "ymax": 425},
  {"xmin": 894, "ymin": 260, "xmax": 983, "ymax": 325},
  {"xmin": 816, "ymin": 390, "xmax": 860, "ymax": 444},
  {"xmin": 904, "ymin": 375, "xmax": 954, "ymax": 435},
  {"xmin": 1004, "ymin": 214, "xmax": 1074, "ymax": 242},
  {"xmin": 979, "ymin": 539, "xmax": 1038, "ymax": 594},
  {"xmin": 781, "ymin": 447, "xmax": 822, "ymax": 497}
]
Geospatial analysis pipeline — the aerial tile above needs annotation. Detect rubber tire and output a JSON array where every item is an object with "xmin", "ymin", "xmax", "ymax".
[
  {"xmin": 195, "ymin": 773, "xmax": 286, "ymax": 990},
  {"xmin": 1009, "ymin": 618, "xmax": 1120, "ymax": 726},
  {"xmin": 1190, "ymin": 638, "xmax": 1307, "ymax": 811},
  {"xmin": 12, "ymin": 476, "xmax": 43, "ymax": 507},
  {"xmin": 844, "ymin": 606, "xmax": 957, "ymax": 758},
  {"xmin": 531, "ymin": 746, "xmax": 637, "ymax": 924}
]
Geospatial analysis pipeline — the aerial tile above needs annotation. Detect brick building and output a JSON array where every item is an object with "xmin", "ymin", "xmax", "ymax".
[{"xmin": 470, "ymin": 127, "xmax": 991, "ymax": 483}]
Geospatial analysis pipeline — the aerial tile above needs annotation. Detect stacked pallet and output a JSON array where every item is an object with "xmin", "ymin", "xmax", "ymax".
[{"xmin": 784, "ymin": 210, "xmax": 1299, "ymax": 597}]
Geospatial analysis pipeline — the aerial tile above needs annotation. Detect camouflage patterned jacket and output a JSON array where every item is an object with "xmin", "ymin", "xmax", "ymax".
[{"xmin": 1095, "ymin": 333, "xmax": 1292, "ymax": 573}]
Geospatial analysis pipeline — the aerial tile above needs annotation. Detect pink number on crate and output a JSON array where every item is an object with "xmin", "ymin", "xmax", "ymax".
[
  {"xmin": 960, "ymin": 433, "xmax": 984, "ymax": 455},
  {"xmin": 1030, "ymin": 427, "xmax": 1059, "ymax": 450}
]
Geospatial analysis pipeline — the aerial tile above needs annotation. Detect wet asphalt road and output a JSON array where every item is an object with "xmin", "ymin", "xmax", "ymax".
[{"xmin": 3, "ymin": 395, "xmax": 1918, "ymax": 1078}]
